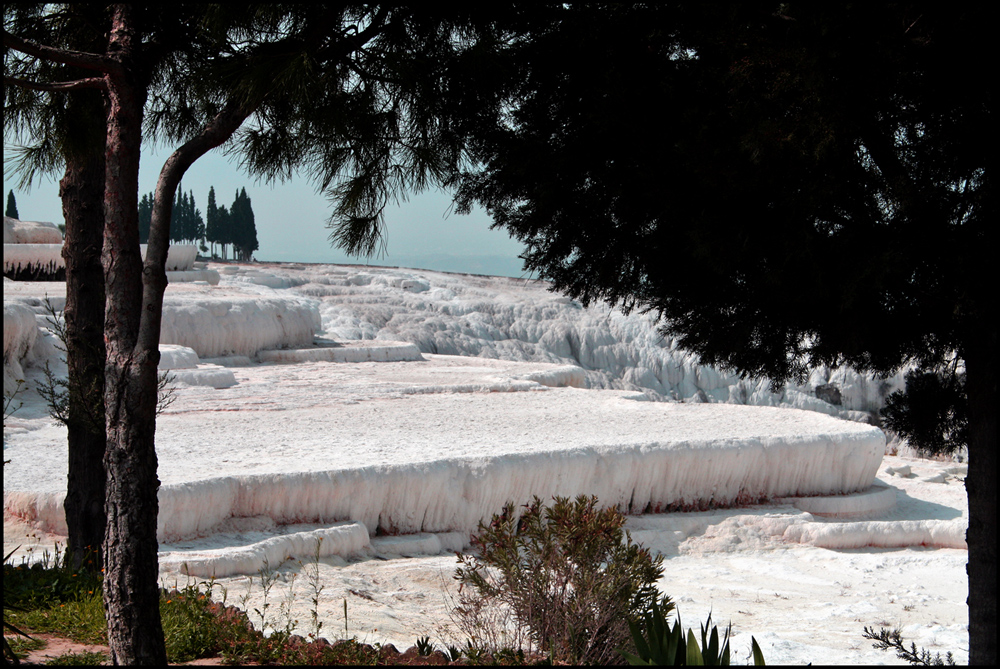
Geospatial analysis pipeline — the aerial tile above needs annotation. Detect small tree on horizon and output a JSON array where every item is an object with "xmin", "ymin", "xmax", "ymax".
[
  {"xmin": 167, "ymin": 185, "xmax": 203, "ymax": 245},
  {"xmin": 231, "ymin": 187, "xmax": 258, "ymax": 262},
  {"xmin": 205, "ymin": 186, "xmax": 219, "ymax": 257},
  {"xmin": 137, "ymin": 192, "xmax": 153, "ymax": 243},
  {"xmin": 5, "ymin": 190, "xmax": 20, "ymax": 219},
  {"xmin": 217, "ymin": 203, "xmax": 232, "ymax": 260}
]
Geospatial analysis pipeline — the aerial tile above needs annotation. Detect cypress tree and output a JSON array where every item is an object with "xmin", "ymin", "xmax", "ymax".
[
  {"xmin": 191, "ymin": 190, "xmax": 205, "ymax": 246},
  {"xmin": 137, "ymin": 192, "xmax": 153, "ymax": 244},
  {"xmin": 182, "ymin": 190, "xmax": 194, "ymax": 242},
  {"xmin": 231, "ymin": 187, "xmax": 258, "ymax": 261},
  {"xmin": 170, "ymin": 185, "xmax": 183, "ymax": 243},
  {"xmin": 217, "ymin": 203, "xmax": 231, "ymax": 260},
  {"xmin": 179, "ymin": 190, "xmax": 189, "ymax": 242},
  {"xmin": 206, "ymin": 186, "xmax": 219, "ymax": 257},
  {"xmin": 6, "ymin": 190, "xmax": 20, "ymax": 219},
  {"xmin": 230, "ymin": 190, "xmax": 242, "ymax": 259}
]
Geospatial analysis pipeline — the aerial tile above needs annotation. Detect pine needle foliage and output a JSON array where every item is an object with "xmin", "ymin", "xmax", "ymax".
[
  {"xmin": 881, "ymin": 363, "xmax": 968, "ymax": 458},
  {"xmin": 863, "ymin": 626, "xmax": 956, "ymax": 666}
]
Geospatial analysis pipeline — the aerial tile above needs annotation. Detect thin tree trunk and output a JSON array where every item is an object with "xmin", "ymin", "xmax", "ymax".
[
  {"xmin": 100, "ymin": 5, "xmax": 167, "ymax": 665},
  {"xmin": 964, "ymin": 331, "xmax": 996, "ymax": 665},
  {"xmin": 60, "ymin": 87, "xmax": 108, "ymax": 573},
  {"xmin": 104, "ymin": 41, "xmax": 259, "ymax": 661}
]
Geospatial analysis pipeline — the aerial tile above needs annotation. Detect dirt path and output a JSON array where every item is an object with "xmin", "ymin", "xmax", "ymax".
[{"xmin": 8, "ymin": 633, "xmax": 232, "ymax": 666}]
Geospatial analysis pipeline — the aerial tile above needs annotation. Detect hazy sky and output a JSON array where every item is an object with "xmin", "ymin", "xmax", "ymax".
[{"xmin": 3, "ymin": 143, "xmax": 532, "ymax": 278}]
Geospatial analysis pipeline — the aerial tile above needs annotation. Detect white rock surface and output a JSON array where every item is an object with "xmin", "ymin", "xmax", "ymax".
[
  {"xmin": 2, "ymin": 260, "xmax": 969, "ymax": 664},
  {"xmin": 3, "ymin": 237, "xmax": 197, "ymax": 275},
  {"xmin": 3, "ymin": 216, "xmax": 62, "ymax": 244}
]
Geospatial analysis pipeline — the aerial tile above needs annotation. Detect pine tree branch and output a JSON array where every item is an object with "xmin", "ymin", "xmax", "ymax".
[
  {"xmin": 4, "ymin": 74, "xmax": 108, "ymax": 92},
  {"xmin": 3, "ymin": 29, "xmax": 120, "ymax": 75}
]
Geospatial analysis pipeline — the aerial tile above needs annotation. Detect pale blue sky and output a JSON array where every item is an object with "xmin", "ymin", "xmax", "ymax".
[{"xmin": 4, "ymin": 144, "xmax": 532, "ymax": 278}]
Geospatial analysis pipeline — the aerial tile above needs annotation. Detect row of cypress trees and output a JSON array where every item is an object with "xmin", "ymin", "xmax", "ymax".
[
  {"xmin": 207, "ymin": 186, "xmax": 258, "ymax": 261},
  {"xmin": 137, "ymin": 185, "xmax": 257, "ymax": 261}
]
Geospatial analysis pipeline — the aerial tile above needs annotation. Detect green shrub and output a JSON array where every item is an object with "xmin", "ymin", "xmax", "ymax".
[
  {"xmin": 2, "ymin": 548, "xmax": 385, "ymax": 666},
  {"xmin": 3, "ymin": 553, "xmax": 103, "ymax": 610},
  {"xmin": 621, "ymin": 598, "xmax": 766, "ymax": 665},
  {"xmin": 415, "ymin": 635, "xmax": 435, "ymax": 656},
  {"xmin": 454, "ymin": 495, "xmax": 664, "ymax": 665},
  {"xmin": 160, "ymin": 586, "xmax": 227, "ymax": 663},
  {"xmin": 3, "ymin": 547, "xmax": 107, "ymax": 648}
]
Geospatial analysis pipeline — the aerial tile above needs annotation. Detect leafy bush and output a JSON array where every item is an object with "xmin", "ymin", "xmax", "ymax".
[
  {"xmin": 454, "ymin": 495, "xmax": 664, "ymax": 665},
  {"xmin": 160, "ymin": 586, "xmax": 228, "ymax": 663}
]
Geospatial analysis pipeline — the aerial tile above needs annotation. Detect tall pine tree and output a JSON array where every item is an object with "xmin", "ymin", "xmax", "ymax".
[
  {"xmin": 452, "ymin": 5, "xmax": 994, "ymax": 660},
  {"xmin": 6, "ymin": 6, "xmax": 521, "ymax": 661}
]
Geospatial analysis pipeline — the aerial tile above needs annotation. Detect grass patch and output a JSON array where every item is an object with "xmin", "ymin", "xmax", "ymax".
[
  {"xmin": 44, "ymin": 650, "xmax": 110, "ymax": 665},
  {"xmin": 4, "ymin": 635, "xmax": 45, "ymax": 659},
  {"xmin": 5, "ymin": 590, "xmax": 107, "ymax": 645},
  {"xmin": 4, "ymin": 554, "xmax": 398, "ymax": 665}
]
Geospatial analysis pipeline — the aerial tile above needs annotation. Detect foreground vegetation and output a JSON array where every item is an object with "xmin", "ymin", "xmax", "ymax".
[
  {"xmin": 3, "ymin": 549, "xmax": 386, "ymax": 666},
  {"xmin": 4, "ymin": 498, "xmax": 760, "ymax": 665},
  {"xmin": 4, "ymin": 496, "xmax": 960, "ymax": 665}
]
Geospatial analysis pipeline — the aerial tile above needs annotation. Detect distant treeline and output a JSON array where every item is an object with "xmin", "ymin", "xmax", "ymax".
[{"xmin": 138, "ymin": 185, "xmax": 258, "ymax": 261}]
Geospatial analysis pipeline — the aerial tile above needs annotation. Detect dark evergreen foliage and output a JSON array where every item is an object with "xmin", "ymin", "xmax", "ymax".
[
  {"xmin": 138, "ymin": 192, "xmax": 153, "ymax": 244},
  {"xmin": 4, "ymin": 3, "xmax": 110, "ymax": 578},
  {"xmin": 205, "ymin": 186, "xmax": 219, "ymax": 257},
  {"xmin": 216, "ymin": 204, "xmax": 231, "ymax": 259},
  {"xmin": 140, "ymin": 187, "xmax": 208, "ymax": 246},
  {"xmin": 882, "ymin": 366, "xmax": 968, "ymax": 459},
  {"xmin": 456, "ymin": 4, "xmax": 989, "ymax": 385},
  {"xmin": 202, "ymin": 187, "xmax": 257, "ymax": 260},
  {"xmin": 168, "ymin": 186, "xmax": 204, "ymax": 244},
  {"xmin": 451, "ymin": 5, "xmax": 993, "ymax": 661},
  {"xmin": 206, "ymin": 186, "xmax": 254, "ymax": 260},
  {"xmin": 230, "ymin": 188, "xmax": 258, "ymax": 262},
  {"xmin": 5, "ymin": 190, "xmax": 19, "ymax": 219}
]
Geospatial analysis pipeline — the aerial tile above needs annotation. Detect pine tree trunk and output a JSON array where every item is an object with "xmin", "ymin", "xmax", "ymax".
[
  {"xmin": 100, "ymin": 5, "xmax": 167, "ymax": 664},
  {"xmin": 965, "ymin": 331, "xmax": 996, "ymax": 665},
  {"xmin": 59, "ymin": 88, "xmax": 108, "ymax": 573}
]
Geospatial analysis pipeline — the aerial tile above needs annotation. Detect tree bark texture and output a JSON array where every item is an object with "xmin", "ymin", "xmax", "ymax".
[
  {"xmin": 96, "ymin": 7, "xmax": 297, "ymax": 662},
  {"xmin": 965, "ymin": 333, "xmax": 996, "ymax": 665},
  {"xmin": 100, "ymin": 5, "xmax": 167, "ymax": 665},
  {"xmin": 59, "ymin": 87, "xmax": 108, "ymax": 573}
]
